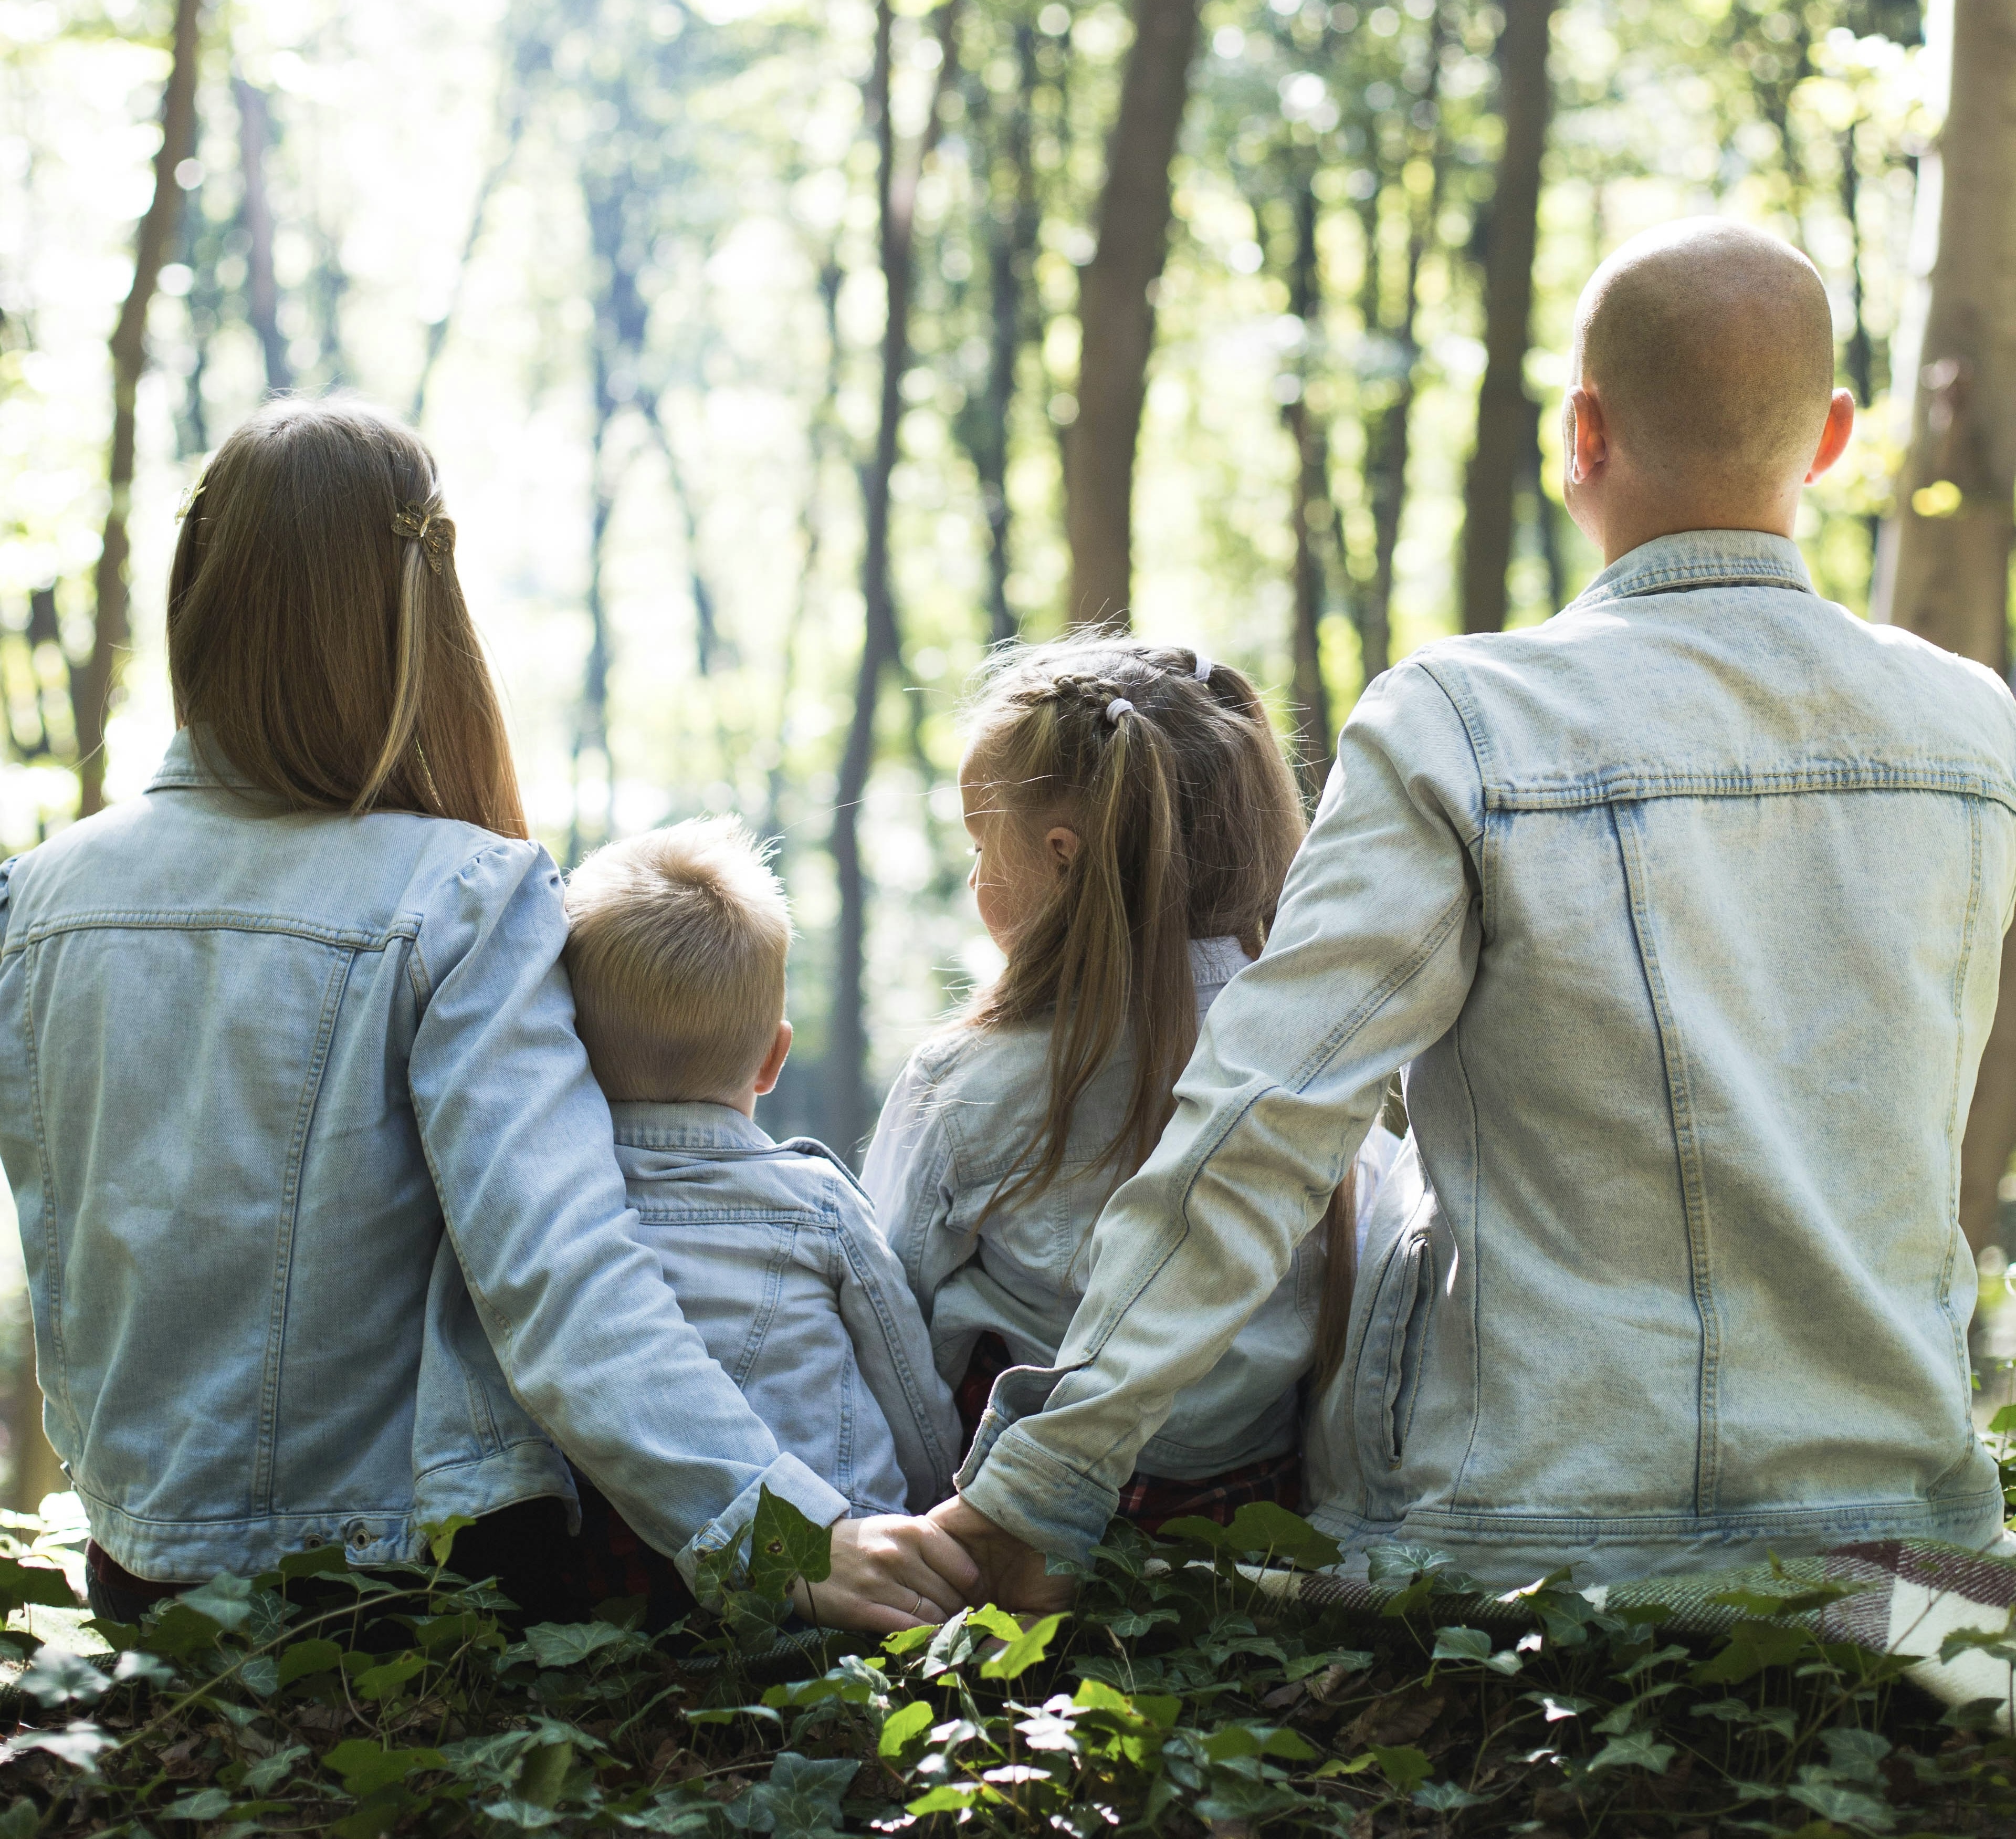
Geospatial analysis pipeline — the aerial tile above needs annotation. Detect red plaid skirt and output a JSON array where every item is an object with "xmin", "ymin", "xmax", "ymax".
[{"xmin": 955, "ymin": 1332, "xmax": 1301, "ymax": 1535}]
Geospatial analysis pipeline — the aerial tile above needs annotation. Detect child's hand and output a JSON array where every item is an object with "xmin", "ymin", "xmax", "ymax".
[
  {"xmin": 926, "ymin": 1495, "xmax": 1074, "ymax": 1614},
  {"xmin": 791, "ymin": 1513, "xmax": 980, "ymax": 1631}
]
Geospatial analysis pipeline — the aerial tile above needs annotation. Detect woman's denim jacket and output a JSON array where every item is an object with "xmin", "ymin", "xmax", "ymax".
[
  {"xmin": 959, "ymin": 531, "xmax": 2016, "ymax": 1582},
  {"xmin": 0, "ymin": 732, "xmax": 850, "ymax": 1584},
  {"xmin": 863, "ymin": 939, "xmax": 1400, "ymax": 1479},
  {"xmin": 611, "ymin": 1101, "xmax": 960, "ymax": 1517}
]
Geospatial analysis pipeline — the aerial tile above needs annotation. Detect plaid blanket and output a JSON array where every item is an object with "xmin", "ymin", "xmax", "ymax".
[{"xmin": 1243, "ymin": 1537, "xmax": 2016, "ymax": 1725}]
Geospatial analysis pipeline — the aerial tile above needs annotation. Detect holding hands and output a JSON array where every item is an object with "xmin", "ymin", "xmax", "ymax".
[{"xmin": 796, "ymin": 1497, "xmax": 1068, "ymax": 1632}]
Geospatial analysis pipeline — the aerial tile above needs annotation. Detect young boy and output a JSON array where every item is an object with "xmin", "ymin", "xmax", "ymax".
[
  {"xmin": 564, "ymin": 818, "xmax": 960, "ymax": 1521},
  {"xmin": 939, "ymin": 217, "xmax": 2016, "ymax": 1598}
]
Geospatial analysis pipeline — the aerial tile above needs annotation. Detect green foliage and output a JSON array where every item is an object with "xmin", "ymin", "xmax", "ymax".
[{"xmin": 2, "ymin": 1501, "xmax": 2014, "ymax": 1835}]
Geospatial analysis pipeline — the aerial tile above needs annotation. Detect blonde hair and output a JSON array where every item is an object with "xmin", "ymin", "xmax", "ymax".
[
  {"xmin": 167, "ymin": 396, "xmax": 524, "ymax": 837},
  {"xmin": 563, "ymin": 818, "xmax": 792, "ymax": 1104},
  {"xmin": 963, "ymin": 637, "xmax": 1360, "ymax": 1388}
]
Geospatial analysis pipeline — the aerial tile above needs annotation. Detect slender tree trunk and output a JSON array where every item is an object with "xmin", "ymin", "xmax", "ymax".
[
  {"xmin": 1872, "ymin": 0, "xmax": 2016, "ymax": 1252},
  {"xmin": 234, "ymin": 76, "xmax": 291, "ymax": 394},
  {"xmin": 1351, "ymin": 187, "xmax": 1390, "ymax": 682},
  {"xmin": 76, "ymin": 0, "xmax": 203, "ymax": 819},
  {"xmin": 1359, "ymin": 25, "xmax": 1452, "ymax": 684},
  {"xmin": 1460, "ymin": 0, "xmax": 1554, "ymax": 635},
  {"xmin": 1283, "ymin": 167, "xmax": 1334, "ymax": 797},
  {"xmin": 827, "ymin": 1, "xmax": 961, "ymax": 1158},
  {"xmin": 1064, "ymin": 0, "xmax": 1199, "ymax": 628}
]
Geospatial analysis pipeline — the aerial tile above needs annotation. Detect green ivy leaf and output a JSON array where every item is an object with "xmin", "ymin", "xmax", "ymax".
[
  {"xmin": 905, "ymin": 1784, "xmax": 994, "ymax": 1814},
  {"xmin": 978, "ymin": 1610, "xmax": 1067, "ymax": 1680},
  {"xmin": 241, "ymin": 1743, "xmax": 310, "ymax": 1795},
  {"xmin": 878, "ymin": 1698, "xmax": 934, "ymax": 1760},
  {"xmin": 1692, "ymin": 1619, "xmax": 1814, "ymax": 1684},
  {"xmin": 353, "ymin": 1652, "xmax": 427, "ymax": 1703},
  {"xmin": 422, "ymin": 1514, "xmax": 478, "ymax": 1569},
  {"xmin": 1588, "ymin": 1730, "xmax": 1676, "ymax": 1774},
  {"xmin": 747, "ymin": 1488, "xmax": 833, "ymax": 1599},
  {"xmin": 322, "ymin": 1739, "xmax": 447, "ymax": 1798},
  {"xmin": 525, "ymin": 1621, "xmax": 629, "ymax": 1670},
  {"xmin": 277, "ymin": 1542, "xmax": 354, "ymax": 1582},
  {"xmin": 1367, "ymin": 1744, "xmax": 1433, "ymax": 1793},
  {"xmin": 19, "ymin": 1646, "xmax": 109, "ymax": 1707},
  {"xmin": 0, "ymin": 1555, "xmax": 78, "ymax": 1615},
  {"xmin": 276, "ymin": 1637, "xmax": 346, "ymax": 1687},
  {"xmin": 1786, "ymin": 1777, "xmax": 1896, "ymax": 1830},
  {"xmin": 178, "ymin": 1573, "xmax": 255, "ymax": 1633},
  {"xmin": 162, "ymin": 1786, "xmax": 236, "ymax": 1821},
  {"xmin": 1430, "ymin": 1625, "xmax": 1492, "ymax": 1665},
  {"xmin": 1414, "ymin": 1781, "xmax": 1489, "ymax": 1811},
  {"xmin": 1216, "ymin": 1501, "xmax": 1343, "ymax": 1569}
]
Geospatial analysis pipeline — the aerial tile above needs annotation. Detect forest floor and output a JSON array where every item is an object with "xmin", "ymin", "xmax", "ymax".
[{"xmin": 2, "ymin": 1483, "xmax": 2015, "ymax": 1838}]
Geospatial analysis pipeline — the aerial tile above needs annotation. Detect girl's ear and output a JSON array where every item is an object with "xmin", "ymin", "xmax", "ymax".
[{"xmin": 1045, "ymin": 826, "xmax": 1080, "ymax": 871}]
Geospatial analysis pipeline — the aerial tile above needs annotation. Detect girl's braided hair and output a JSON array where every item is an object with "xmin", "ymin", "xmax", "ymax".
[
  {"xmin": 963, "ymin": 635, "xmax": 1358, "ymax": 1281},
  {"xmin": 962, "ymin": 636, "xmax": 1358, "ymax": 1383}
]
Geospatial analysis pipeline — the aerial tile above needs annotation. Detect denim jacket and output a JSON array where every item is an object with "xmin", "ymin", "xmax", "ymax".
[
  {"xmin": 863, "ymin": 939, "xmax": 1401, "ymax": 1479},
  {"xmin": 0, "ymin": 730, "xmax": 849, "ymax": 1584},
  {"xmin": 611, "ymin": 1102, "xmax": 959, "ymax": 1516},
  {"xmin": 960, "ymin": 531, "xmax": 2016, "ymax": 1581}
]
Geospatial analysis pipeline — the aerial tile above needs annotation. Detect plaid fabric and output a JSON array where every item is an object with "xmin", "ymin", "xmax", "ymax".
[
  {"xmin": 956, "ymin": 1330, "xmax": 1303, "ymax": 1534},
  {"xmin": 1113, "ymin": 1452, "xmax": 1304, "ymax": 1533}
]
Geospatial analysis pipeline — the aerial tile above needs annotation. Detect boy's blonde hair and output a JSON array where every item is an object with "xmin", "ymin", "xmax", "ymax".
[{"xmin": 563, "ymin": 818, "xmax": 791, "ymax": 1104}]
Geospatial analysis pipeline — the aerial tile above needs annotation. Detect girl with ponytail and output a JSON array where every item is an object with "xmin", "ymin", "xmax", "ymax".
[{"xmin": 863, "ymin": 637, "xmax": 1402, "ymax": 1529}]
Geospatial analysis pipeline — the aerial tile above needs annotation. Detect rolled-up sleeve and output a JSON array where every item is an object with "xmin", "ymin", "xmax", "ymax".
[
  {"xmin": 408, "ymin": 841, "xmax": 847, "ymax": 1583},
  {"xmin": 956, "ymin": 663, "xmax": 1487, "ymax": 1557}
]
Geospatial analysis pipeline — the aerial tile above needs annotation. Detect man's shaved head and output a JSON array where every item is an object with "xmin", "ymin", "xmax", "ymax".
[{"xmin": 1574, "ymin": 218, "xmax": 1835, "ymax": 495}]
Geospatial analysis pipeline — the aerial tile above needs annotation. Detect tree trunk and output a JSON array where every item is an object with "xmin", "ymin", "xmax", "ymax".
[
  {"xmin": 1063, "ymin": 0, "xmax": 1199, "ymax": 628},
  {"xmin": 1871, "ymin": 0, "xmax": 2016, "ymax": 1253},
  {"xmin": 827, "ymin": 1, "xmax": 961, "ymax": 1159},
  {"xmin": 1283, "ymin": 167, "xmax": 1334, "ymax": 798},
  {"xmin": 76, "ymin": 0, "xmax": 204, "ymax": 819},
  {"xmin": 233, "ymin": 76, "xmax": 291, "ymax": 394},
  {"xmin": 1460, "ymin": 0, "xmax": 1554, "ymax": 636}
]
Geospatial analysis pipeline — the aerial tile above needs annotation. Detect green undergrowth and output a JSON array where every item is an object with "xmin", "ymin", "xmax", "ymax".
[{"xmin": 1, "ymin": 1492, "xmax": 2014, "ymax": 1838}]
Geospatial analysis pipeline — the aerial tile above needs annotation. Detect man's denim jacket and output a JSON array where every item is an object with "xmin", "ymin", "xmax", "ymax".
[
  {"xmin": 960, "ymin": 531, "xmax": 2016, "ymax": 1582},
  {"xmin": 612, "ymin": 1102, "xmax": 960, "ymax": 1517},
  {"xmin": 864, "ymin": 939, "xmax": 1400, "ymax": 1479},
  {"xmin": 0, "ymin": 730, "xmax": 849, "ymax": 1585}
]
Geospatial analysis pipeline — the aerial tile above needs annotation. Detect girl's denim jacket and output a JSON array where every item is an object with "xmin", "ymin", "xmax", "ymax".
[
  {"xmin": 863, "ymin": 940, "xmax": 1400, "ymax": 1480},
  {"xmin": 958, "ymin": 532, "xmax": 2016, "ymax": 1582},
  {"xmin": 0, "ymin": 731, "xmax": 850, "ymax": 1585},
  {"xmin": 610, "ymin": 1101, "xmax": 960, "ymax": 1517}
]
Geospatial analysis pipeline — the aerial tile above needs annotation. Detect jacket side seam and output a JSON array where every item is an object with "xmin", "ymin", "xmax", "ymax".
[{"xmin": 18, "ymin": 939, "xmax": 79, "ymax": 1448}]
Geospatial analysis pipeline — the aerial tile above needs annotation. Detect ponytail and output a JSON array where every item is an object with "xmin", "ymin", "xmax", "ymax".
[{"xmin": 962, "ymin": 639, "xmax": 1305, "ymax": 1221}]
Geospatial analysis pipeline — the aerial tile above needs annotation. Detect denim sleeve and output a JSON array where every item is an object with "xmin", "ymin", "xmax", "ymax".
[
  {"xmin": 409, "ymin": 840, "xmax": 848, "ymax": 1581},
  {"xmin": 830, "ymin": 1183, "xmax": 963, "ymax": 1511},
  {"xmin": 859, "ymin": 1053, "xmax": 961, "ymax": 1311},
  {"xmin": 957, "ymin": 662, "xmax": 1486, "ymax": 1558}
]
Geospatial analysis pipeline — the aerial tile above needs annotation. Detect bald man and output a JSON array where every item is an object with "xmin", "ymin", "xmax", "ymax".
[{"xmin": 936, "ymin": 217, "xmax": 2016, "ymax": 1596}]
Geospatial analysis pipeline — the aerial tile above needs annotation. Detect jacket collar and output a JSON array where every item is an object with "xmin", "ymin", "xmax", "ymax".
[
  {"xmin": 608, "ymin": 1100, "xmax": 774, "ymax": 1153},
  {"xmin": 145, "ymin": 727, "xmax": 261, "ymax": 793},
  {"xmin": 1569, "ymin": 529, "xmax": 1815, "ymax": 612}
]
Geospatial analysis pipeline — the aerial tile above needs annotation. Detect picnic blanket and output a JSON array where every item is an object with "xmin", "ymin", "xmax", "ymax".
[{"xmin": 1242, "ymin": 1538, "xmax": 2016, "ymax": 1725}]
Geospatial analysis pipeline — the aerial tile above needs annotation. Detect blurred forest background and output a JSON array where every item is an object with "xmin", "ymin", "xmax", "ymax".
[{"xmin": 3, "ymin": 0, "xmax": 2015, "ymax": 1502}]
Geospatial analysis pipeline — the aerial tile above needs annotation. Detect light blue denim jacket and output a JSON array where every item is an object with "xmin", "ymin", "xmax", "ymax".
[
  {"xmin": 961, "ymin": 531, "xmax": 2016, "ymax": 1582},
  {"xmin": 863, "ymin": 939, "xmax": 1400, "ymax": 1479},
  {"xmin": 0, "ymin": 730, "xmax": 849, "ymax": 1584},
  {"xmin": 611, "ymin": 1102, "xmax": 960, "ymax": 1517}
]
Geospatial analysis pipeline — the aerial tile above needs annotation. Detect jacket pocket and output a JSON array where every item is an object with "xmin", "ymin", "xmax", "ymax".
[{"xmin": 1354, "ymin": 1228, "xmax": 1435, "ymax": 1471}]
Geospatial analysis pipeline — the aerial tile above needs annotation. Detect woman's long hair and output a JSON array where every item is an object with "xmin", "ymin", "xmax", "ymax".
[
  {"xmin": 166, "ymin": 396, "xmax": 526, "ymax": 838},
  {"xmin": 963, "ymin": 637, "xmax": 1359, "ymax": 1382}
]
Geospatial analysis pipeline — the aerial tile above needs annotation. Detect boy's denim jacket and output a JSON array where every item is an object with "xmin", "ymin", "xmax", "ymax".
[
  {"xmin": 611, "ymin": 1102, "xmax": 960, "ymax": 1517},
  {"xmin": 0, "ymin": 730, "xmax": 850, "ymax": 1585},
  {"xmin": 863, "ymin": 939, "xmax": 1401, "ymax": 1479},
  {"xmin": 960, "ymin": 531, "xmax": 2016, "ymax": 1582}
]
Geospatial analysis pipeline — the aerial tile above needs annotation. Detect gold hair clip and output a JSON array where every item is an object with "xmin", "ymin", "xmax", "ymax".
[
  {"xmin": 175, "ymin": 479, "xmax": 206, "ymax": 520},
  {"xmin": 391, "ymin": 505, "xmax": 455, "ymax": 575}
]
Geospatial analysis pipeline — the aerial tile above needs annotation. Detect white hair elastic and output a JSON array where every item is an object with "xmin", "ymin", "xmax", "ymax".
[
  {"xmin": 1192, "ymin": 653, "xmax": 1214, "ymax": 681},
  {"xmin": 1104, "ymin": 697, "xmax": 1135, "ymax": 724}
]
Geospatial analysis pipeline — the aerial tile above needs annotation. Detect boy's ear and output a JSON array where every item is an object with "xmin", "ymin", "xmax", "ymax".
[
  {"xmin": 1566, "ymin": 384, "xmax": 1608, "ymax": 485},
  {"xmin": 1805, "ymin": 388, "xmax": 1856, "ymax": 484},
  {"xmin": 754, "ymin": 1019, "xmax": 793, "ymax": 1097}
]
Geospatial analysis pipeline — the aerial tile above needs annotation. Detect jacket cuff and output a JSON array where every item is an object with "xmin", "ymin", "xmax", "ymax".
[
  {"xmin": 674, "ymin": 1453, "xmax": 850, "ymax": 1591},
  {"xmin": 954, "ymin": 1363, "xmax": 1114, "ymax": 1561}
]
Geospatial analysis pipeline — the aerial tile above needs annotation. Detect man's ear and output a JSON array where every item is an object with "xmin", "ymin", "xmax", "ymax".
[
  {"xmin": 1045, "ymin": 827, "xmax": 1080, "ymax": 872},
  {"xmin": 1566, "ymin": 384, "xmax": 1608, "ymax": 485},
  {"xmin": 753, "ymin": 1019, "xmax": 793, "ymax": 1097},
  {"xmin": 1805, "ymin": 388, "xmax": 1856, "ymax": 483}
]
